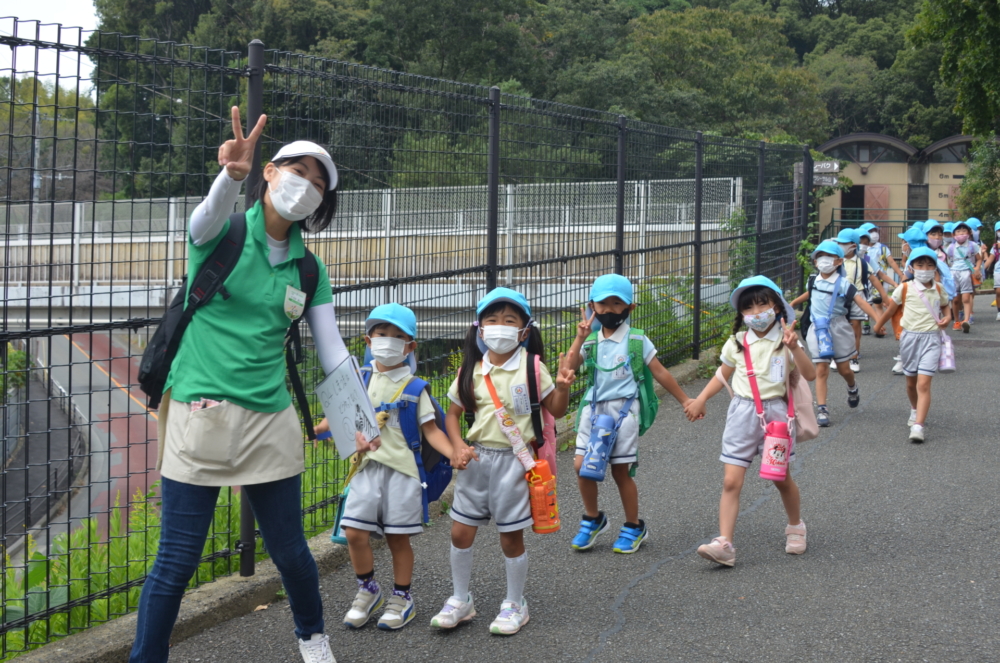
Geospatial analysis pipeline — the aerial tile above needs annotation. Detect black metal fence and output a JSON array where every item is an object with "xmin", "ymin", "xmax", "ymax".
[{"xmin": 0, "ymin": 16, "xmax": 810, "ymax": 657}]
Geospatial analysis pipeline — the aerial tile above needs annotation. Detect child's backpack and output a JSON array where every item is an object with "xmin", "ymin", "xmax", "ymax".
[
  {"xmin": 459, "ymin": 352, "xmax": 558, "ymax": 471},
  {"xmin": 800, "ymin": 273, "xmax": 851, "ymax": 340},
  {"xmin": 360, "ymin": 364, "xmax": 453, "ymax": 524},
  {"xmin": 575, "ymin": 328, "xmax": 659, "ymax": 437}
]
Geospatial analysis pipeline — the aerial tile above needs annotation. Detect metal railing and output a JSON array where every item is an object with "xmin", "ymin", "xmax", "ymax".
[{"xmin": 1, "ymin": 16, "xmax": 811, "ymax": 657}]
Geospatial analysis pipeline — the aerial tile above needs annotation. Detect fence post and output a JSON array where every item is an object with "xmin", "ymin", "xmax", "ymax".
[
  {"xmin": 615, "ymin": 116, "xmax": 626, "ymax": 275},
  {"xmin": 800, "ymin": 145, "xmax": 813, "ymax": 293},
  {"xmin": 486, "ymin": 86, "xmax": 501, "ymax": 291},
  {"xmin": 692, "ymin": 131, "xmax": 703, "ymax": 360},
  {"xmin": 754, "ymin": 142, "xmax": 765, "ymax": 274},
  {"xmin": 239, "ymin": 38, "xmax": 265, "ymax": 578}
]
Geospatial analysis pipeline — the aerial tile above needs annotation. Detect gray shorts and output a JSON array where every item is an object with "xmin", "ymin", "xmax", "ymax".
[
  {"xmin": 951, "ymin": 269, "xmax": 974, "ymax": 295},
  {"xmin": 575, "ymin": 398, "xmax": 640, "ymax": 465},
  {"xmin": 450, "ymin": 444, "xmax": 532, "ymax": 533},
  {"xmin": 806, "ymin": 315, "xmax": 857, "ymax": 363},
  {"xmin": 341, "ymin": 461, "xmax": 424, "ymax": 537},
  {"xmin": 720, "ymin": 396, "xmax": 796, "ymax": 468},
  {"xmin": 993, "ymin": 263, "xmax": 1000, "ymax": 282},
  {"xmin": 899, "ymin": 329, "xmax": 941, "ymax": 377}
]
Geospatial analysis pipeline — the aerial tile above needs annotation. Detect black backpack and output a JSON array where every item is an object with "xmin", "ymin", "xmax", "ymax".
[{"xmin": 138, "ymin": 213, "xmax": 320, "ymax": 438}]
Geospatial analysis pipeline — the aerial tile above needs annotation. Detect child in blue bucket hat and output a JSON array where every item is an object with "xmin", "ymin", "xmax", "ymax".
[
  {"xmin": 790, "ymin": 241, "xmax": 880, "ymax": 427},
  {"xmin": 685, "ymin": 275, "xmax": 815, "ymax": 567},
  {"xmin": 986, "ymin": 222, "xmax": 1000, "ymax": 320},
  {"xmin": 832, "ymin": 228, "xmax": 887, "ymax": 372},
  {"xmin": 945, "ymin": 221, "xmax": 981, "ymax": 331},
  {"xmin": 564, "ymin": 274, "xmax": 694, "ymax": 554}
]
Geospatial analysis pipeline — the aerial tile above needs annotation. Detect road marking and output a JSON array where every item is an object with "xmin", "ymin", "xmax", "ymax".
[{"xmin": 66, "ymin": 335, "xmax": 158, "ymax": 420}]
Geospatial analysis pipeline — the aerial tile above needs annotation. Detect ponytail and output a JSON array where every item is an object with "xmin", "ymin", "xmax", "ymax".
[{"xmin": 457, "ymin": 324, "xmax": 483, "ymax": 415}]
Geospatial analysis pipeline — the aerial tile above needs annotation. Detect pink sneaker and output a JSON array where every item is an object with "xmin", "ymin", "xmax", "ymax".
[
  {"xmin": 697, "ymin": 536, "xmax": 735, "ymax": 567},
  {"xmin": 785, "ymin": 521, "xmax": 807, "ymax": 554}
]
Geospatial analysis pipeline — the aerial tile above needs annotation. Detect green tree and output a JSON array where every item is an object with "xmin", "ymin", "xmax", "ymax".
[
  {"xmin": 956, "ymin": 138, "xmax": 1000, "ymax": 225},
  {"xmin": 910, "ymin": 0, "xmax": 1000, "ymax": 135}
]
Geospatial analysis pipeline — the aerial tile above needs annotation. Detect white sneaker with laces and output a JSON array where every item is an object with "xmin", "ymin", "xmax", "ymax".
[
  {"xmin": 298, "ymin": 633, "xmax": 336, "ymax": 663},
  {"xmin": 909, "ymin": 424, "xmax": 925, "ymax": 443},
  {"xmin": 907, "ymin": 408, "xmax": 917, "ymax": 426},
  {"xmin": 430, "ymin": 594, "xmax": 476, "ymax": 629},
  {"xmin": 489, "ymin": 598, "xmax": 529, "ymax": 635}
]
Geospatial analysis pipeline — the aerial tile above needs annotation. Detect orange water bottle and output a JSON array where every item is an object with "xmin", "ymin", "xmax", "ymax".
[{"xmin": 526, "ymin": 459, "xmax": 560, "ymax": 534}]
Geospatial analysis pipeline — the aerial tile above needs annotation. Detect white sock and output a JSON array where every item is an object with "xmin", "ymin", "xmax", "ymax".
[
  {"xmin": 450, "ymin": 544, "xmax": 473, "ymax": 601},
  {"xmin": 504, "ymin": 552, "xmax": 528, "ymax": 605}
]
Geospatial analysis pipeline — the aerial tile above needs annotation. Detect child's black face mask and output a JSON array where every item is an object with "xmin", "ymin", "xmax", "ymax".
[{"xmin": 595, "ymin": 310, "xmax": 630, "ymax": 330}]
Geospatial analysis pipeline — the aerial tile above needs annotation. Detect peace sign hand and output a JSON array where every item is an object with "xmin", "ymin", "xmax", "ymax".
[
  {"xmin": 555, "ymin": 352, "xmax": 576, "ymax": 389},
  {"xmin": 780, "ymin": 318, "xmax": 799, "ymax": 347},
  {"xmin": 576, "ymin": 306, "xmax": 596, "ymax": 341},
  {"xmin": 218, "ymin": 106, "xmax": 267, "ymax": 181}
]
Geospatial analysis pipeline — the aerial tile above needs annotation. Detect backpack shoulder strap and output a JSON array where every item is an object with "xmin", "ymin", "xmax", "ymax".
[
  {"xmin": 526, "ymin": 353, "xmax": 545, "ymax": 445},
  {"xmin": 627, "ymin": 328, "xmax": 647, "ymax": 382},
  {"xmin": 285, "ymin": 249, "xmax": 323, "ymax": 441},
  {"xmin": 296, "ymin": 248, "xmax": 320, "ymax": 312},
  {"xmin": 186, "ymin": 213, "xmax": 247, "ymax": 309},
  {"xmin": 398, "ymin": 377, "xmax": 429, "ymax": 451}
]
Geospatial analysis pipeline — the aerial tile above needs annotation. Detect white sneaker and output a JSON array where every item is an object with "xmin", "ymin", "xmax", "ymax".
[
  {"xmin": 377, "ymin": 593, "xmax": 415, "ymax": 630},
  {"xmin": 343, "ymin": 586, "xmax": 382, "ymax": 628},
  {"xmin": 298, "ymin": 633, "xmax": 336, "ymax": 663},
  {"xmin": 907, "ymin": 409, "xmax": 917, "ymax": 427},
  {"xmin": 829, "ymin": 358, "xmax": 836, "ymax": 367},
  {"xmin": 849, "ymin": 359, "xmax": 860, "ymax": 373},
  {"xmin": 909, "ymin": 424, "xmax": 925, "ymax": 443},
  {"xmin": 489, "ymin": 598, "xmax": 529, "ymax": 635},
  {"xmin": 995, "ymin": 312, "xmax": 1000, "ymax": 321},
  {"xmin": 430, "ymin": 594, "xmax": 476, "ymax": 629},
  {"xmin": 892, "ymin": 360, "xmax": 904, "ymax": 375}
]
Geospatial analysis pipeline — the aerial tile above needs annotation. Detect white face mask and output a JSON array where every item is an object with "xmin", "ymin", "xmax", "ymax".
[
  {"xmin": 268, "ymin": 169, "xmax": 323, "ymax": 221},
  {"xmin": 481, "ymin": 325, "xmax": 522, "ymax": 354},
  {"xmin": 858, "ymin": 245, "xmax": 869, "ymax": 256},
  {"xmin": 914, "ymin": 269, "xmax": 936, "ymax": 284},
  {"xmin": 369, "ymin": 337, "xmax": 408, "ymax": 366},
  {"xmin": 815, "ymin": 256, "xmax": 837, "ymax": 274},
  {"xmin": 869, "ymin": 231, "xmax": 879, "ymax": 243}
]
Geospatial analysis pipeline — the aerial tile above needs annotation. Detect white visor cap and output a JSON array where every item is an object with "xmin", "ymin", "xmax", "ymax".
[{"xmin": 271, "ymin": 141, "xmax": 339, "ymax": 190}]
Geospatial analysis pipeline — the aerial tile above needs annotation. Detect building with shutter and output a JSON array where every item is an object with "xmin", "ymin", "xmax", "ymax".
[{"xmin": 815, "ymin": 133, "xmax": 973, "ymax": 236}]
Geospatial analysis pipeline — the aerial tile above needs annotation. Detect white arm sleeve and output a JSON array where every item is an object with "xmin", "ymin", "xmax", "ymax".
[
  {"xmin": 189, "ymin": 170, "xmax": 244, "ymax": 246},
  {"xmin": 305, "ymin": 303, "xmax": 351, "ymax": 375}
]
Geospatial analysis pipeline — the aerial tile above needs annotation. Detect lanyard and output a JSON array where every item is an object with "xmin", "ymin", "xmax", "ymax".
[
  {"xmin": 482, "ymin": 365, "xmax": 536, "ymax": 471},
  {"xmin": 374, "ymin": 377, "xmax": 411, "ymax": 429}
]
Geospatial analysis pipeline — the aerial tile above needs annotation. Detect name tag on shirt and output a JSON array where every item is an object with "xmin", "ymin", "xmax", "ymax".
[
  {"xmin": 510, "ymin": 383, "xmax": 532, "ymax": 415},
  {"xmin": 284, "ymin": 285, "xmax": 306, "ymax": 320},
  {"xmin": 387, "ymin": 408, "xmax": 401, "ymax": 429},
  {"xmin": 612, "ymin": 354, "xmax": 630, "ymax": 380},
  {"xmin": 769, "ymin": 355, "xmax": 785, "ymax": 383}
]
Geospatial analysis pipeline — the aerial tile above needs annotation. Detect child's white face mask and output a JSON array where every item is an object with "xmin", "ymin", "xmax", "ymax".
[
  {"xmin": 369, "ymin": 337, "xmax": 408, "ymax": 366},
  {"xmin": 269, "ymin": 169, "xmax": 323, "ymax": 221},
  {"xmin": 868, "ymin": 231, "xmax": 879, "ymax": 243},
  {"xmin": 481, "ymin": 325, "xmax": 522, "ymax": 354},
  {"xmin": 913, "ymin": 269, "xmax": 936, "ymax": 283},
  {"xmin": 815, "ymin": 256, "xmax": 837, "ymax": 274}
]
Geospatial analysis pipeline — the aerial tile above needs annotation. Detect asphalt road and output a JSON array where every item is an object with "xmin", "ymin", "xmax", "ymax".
[{"xmin": 169, "ymin": 296, "xmax": 1000, "ymax": 663}]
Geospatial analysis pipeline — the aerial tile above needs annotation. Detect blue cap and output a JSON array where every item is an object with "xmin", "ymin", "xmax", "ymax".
[
  {"xmin": 994, "ymin": 221, "xmax": 1000, "ymax": 233},
  {"xmin": 366, "ymin": 303, "xmax": 417, "ymax": 338},
  {"xmin": 857, "ymin": 222, "xmax": 878, "ymax": 234},
  {"xmin": 812, "ymin": 240, "xmax": 844, "ymax": 259},
  {"xmin": 729, "ymin": 276, "xmax": 795, "ymax": 325},
  {"xmin": 966, "ymin": 217, "xmax": 983, "ymax": 229},
  {"xmin": 906, "ymin": 247, "xmax": 941, "ymax": 269},
  {"xmin": 943, "ymin": 222, "xmax": 956, "ymax": 233},
  {"xmin": 476, "ymin": 287, "xmax": 532, "ymax": 319},
  {"xmin": 835, "ymin": 228, "xmax": 860, "ymax": 245},
  {"xmin": 898, "ymin": 225, "xmax": 928, "ymax": 245},
  {"xmin": 589, "ymin": 274, "xmax": 634, "ymax": 305},
  {"xmin": 953, "ymin": 220, "xmax": 972, "ymax": 233},
  {"xmin": 923, "ymin": 219, "xmax": 944, "ymax": 233}
]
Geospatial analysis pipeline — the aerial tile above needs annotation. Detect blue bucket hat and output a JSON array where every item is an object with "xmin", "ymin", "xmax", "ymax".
[
  {"xmin": 943, "ymin": 222, "xmax": 956, "ymax": 233},
  {"xmin": 589, "ymin": 274, "xmax": 634, "ymax": 305},
  {"xmin": 966, "ymin": 217, "xmax": 983, "ymax": 229},
  {"xmin": 906, "ymin": 246, "xmax": 941, "ymax": 269},
  {"xmin": 923, "ymin": 219, "xmax": 944, "ymax": 234},
  {"xmin": 366, "ymin": 303, "xmax": 417, "ymax": 338},
  {"xmin": 835, "ymin": 228, "xmax": 860, "ymax": 245},
  {"xmin": 953, "ymin": 220, "xmax": 972, "ymax": 234},
  {"xmin": 729, "ymin": 276, "xmax": 795, "ymax": 325},
  {"xmin": 476, "ymin": 287, "xmax": 532, "ymax": 319},
  {"xmin": 898, "ymin": 225, "xmax": 927, "ymax": 246},
  {"xmin": 812, "ymin": 240, "xmax": 844, "ymax": 259},
  {"xmin": 994, "ymin": 221, "xmax": 1000, "ymax": 233},
  {"xmin": 857, "ymin": 222, "xmax": 878, "ymax": 234}
]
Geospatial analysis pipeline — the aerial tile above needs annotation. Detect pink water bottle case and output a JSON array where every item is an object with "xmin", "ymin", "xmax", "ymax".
[{"xmin": 742, "ymin": 336, "xmax": 795, "ymax": 482}]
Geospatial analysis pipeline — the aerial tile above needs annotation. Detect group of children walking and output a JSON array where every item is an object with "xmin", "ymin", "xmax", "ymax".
[{"xmin": 321, "ymin": 219, "xmax": 976, "ymax": 635}]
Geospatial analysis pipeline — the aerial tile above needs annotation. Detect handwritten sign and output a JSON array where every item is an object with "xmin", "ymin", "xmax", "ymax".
[{"xmin": 315, "ymin": 356, "xmax": 379, "ymax": 460}]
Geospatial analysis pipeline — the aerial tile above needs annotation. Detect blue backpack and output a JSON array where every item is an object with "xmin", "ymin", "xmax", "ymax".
[{"xmin": 360, "ymin": 364, "xmax": 453, "ymax": 524}]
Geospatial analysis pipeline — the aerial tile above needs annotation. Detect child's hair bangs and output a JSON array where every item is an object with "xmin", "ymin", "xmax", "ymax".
[
  {"xmin": 736, "ymin": 285, "xmax": 779, "ymax": 312},
  {"xmin": 478, "ymin": 301, "xmax": 529, "ymax": 324}
]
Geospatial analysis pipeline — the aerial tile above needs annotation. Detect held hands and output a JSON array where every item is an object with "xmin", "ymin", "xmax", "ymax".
[
  {"xmin": 355, "ymin": 430, "xmax": 381, "ymax": 454},
  {"xmin": 683, "ymin": 398, "xmax": 706, "ymax": 422},
  {"xmin": 555, "ymin": 352, "xmax": 576, "ymax": 390},
  {"xmin": 452, "ymin": 445, "xmax": 479, "ymax": 470},
  {"xmin": 576, "ymin": 306, "xmax": 596, "ymax": 341},
  {"xmin": 218, "ymin": 106, "xmax": 266, "ymax": 181}
]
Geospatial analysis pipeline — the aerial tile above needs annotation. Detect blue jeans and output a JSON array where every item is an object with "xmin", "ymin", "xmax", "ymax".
[{"xmin": 129, "ymin": 475, "xmax": 323, "ymax": 662}]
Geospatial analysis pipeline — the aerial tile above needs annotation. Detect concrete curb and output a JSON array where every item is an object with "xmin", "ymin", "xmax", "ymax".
[{"xmin": 18, "ymin": 350, "xmax": 717, "ymax": 662}]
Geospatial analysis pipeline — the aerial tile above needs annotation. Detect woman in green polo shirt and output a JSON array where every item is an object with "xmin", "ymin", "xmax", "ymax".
[{"xmin": 130, "ymin": 109, "xmax": 346, "ymax": 663}]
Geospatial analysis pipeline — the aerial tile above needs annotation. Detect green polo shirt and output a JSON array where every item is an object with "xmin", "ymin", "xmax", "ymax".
[{"xmin": 165, "ymin": 201, "xmax": 333, "ymax": 412}]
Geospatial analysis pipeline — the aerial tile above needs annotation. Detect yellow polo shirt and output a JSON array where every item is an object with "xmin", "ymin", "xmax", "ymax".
[
  {"xmin": 361, "ymin": 364, "xmax": 437, "ymax": 480},
  {"xmin": 720, "ymin": 324, "xmax": 791, "ymax": 401},
  {"xmin": 892, "ymin": 281, "xmax": 945, "ymax": 333}
]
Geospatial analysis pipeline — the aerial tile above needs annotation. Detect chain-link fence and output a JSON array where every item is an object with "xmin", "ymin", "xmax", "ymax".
[{"xmin": 1, "ymin": 17, "xmax": 810, "ymax": 657}]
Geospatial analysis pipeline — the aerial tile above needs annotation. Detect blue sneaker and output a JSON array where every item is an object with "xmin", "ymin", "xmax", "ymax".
[
  {"xmin": 612, "ymin": 521, "xmax": 648, "ymax": 554},
  {"xmin": 817, "ymin": 406, "xmax": 830, "ymax": 427},
  {"xmin": 571, "ymin": 513, "xmax": 609, "ymax": 550}
]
